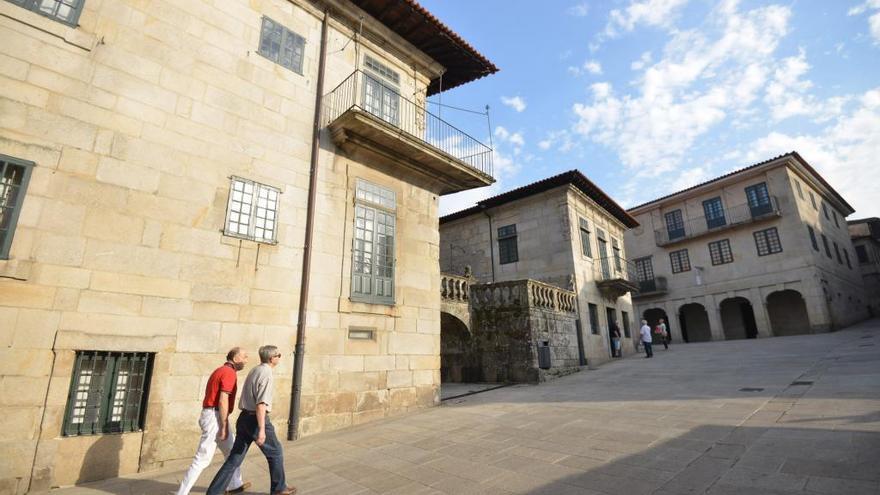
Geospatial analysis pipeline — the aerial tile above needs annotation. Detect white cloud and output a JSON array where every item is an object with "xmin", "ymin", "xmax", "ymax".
[
  {"xmin": 605, "ymin": 0, "xmax": 691, "ymax": 37},
  {"xmin": 583, "ymin": 60, "xmax": 603, "ymax": 75},
  {"xmin": 500, "ymin": 96, "xmax": 526, "ymax": 112},
  {"xmin": 849, "ymin": 0, "xmax": 880, "ymax": 44},
  {"xmin": 745, "ymin": 88, "xmax": 880, "ymax": 217},
  {"xmin": 630, "ymin": 51, "xmax": 653, "ymax": 70},
  {"xmin": 494, "ymin": 126, "xmax": 526, "ymax": 154},
  {"xmin": 567, "ymin": 3, "xmax": 589, "ymax": 17},
  {"xmin": 572, "ymin": 2, "xmax": 792, "ymax": 176}
]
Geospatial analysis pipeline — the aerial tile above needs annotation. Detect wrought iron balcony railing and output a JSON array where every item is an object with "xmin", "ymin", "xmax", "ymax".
[
  {"xmin": 593, "ymin": 256, "xmax": 640, "ymax": 286},
  {"xmin": 635, "ymin": 276, "xmax": 668, "ymax": 297},
  {"xmin": 322, "ymin": 70, "xmax": 493, "ymax": 178},
  {"xmin": 655, "ymin": 196, "xmax": 781, "ymax": 246}
]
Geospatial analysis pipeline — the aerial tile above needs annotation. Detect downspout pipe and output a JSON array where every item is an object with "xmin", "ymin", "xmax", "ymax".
[
  {"xmin": 480, "ymin": 205, "xmax": 496, "ymax": 283},
  {"xmin": 288, "ymin": 8, "xmax": 329, "ymax": 441}
]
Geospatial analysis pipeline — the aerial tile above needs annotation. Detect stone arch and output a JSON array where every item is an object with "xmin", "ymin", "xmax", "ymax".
[
  {"xmin": 678, "ymin": 303, "xmax": 711, "ymax": 342},
  {"xmin": 719, "ymin": 297, "xmax": 758, "ymax": 340},
  {"xmin": 643, "ymin": 307, "xmax": 672, "ymax": 342},
  {"xmin": 766, "ymin": 289, "xmax": 811, "ymax": 337},
  {"xmin": 440, "ymin": 312, "xmax": 471, "ymax": 383}
]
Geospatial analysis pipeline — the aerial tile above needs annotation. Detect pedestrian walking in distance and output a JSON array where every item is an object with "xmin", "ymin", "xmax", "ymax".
[
  {"xmin": 659, "ymin": 318, "xmax": 670, "ymax": 350},
  {"xmin": 640, "ymin": 319, "xmax": 654, "ymax": 358},
  {"xmin": 206, "ymin": 345, "xmax": 297, "ymax": 495},
  {"xmin": 610, "ymin": 321, "xmax": 622, "ymax": 358},
  {"xmin": 177, "ymin": 348, "xmax": 251, "ymax": 495}
]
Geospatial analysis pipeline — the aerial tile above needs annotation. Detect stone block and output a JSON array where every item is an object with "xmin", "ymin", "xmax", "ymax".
[
  {"xmin": 386, "ymin": 370, "xmax": 413, "ymax": 389},
  {"xmin": 33, "ymin": 233, "xmax": 86, "ymax": 266},
  {"xmin": 388, "ymin": 387, "xmax": 417, "ymax": 410},
  {"xmin": 177, "ymin": 321, "xmax": 221, "ymax": 353},
  {"xmin": 412, "ymin": 369, "xmax": 434, "ymax": 386},
  {"xmin": 141, "ymin": 296, "xmax": 192, "ymax": 318},
  {"xmin": 82, "ymin": 208, "xmax": 145, "ymax": 244},
  {"xmin": 408, "ymin": 355, "xmax": 439, "ymax": 370},
  {"xmin": 330, "ymin": 355, "xmax": 364, "ymax": 372},
  {"xmin": 192, "ymin": 302, "xmax": 240, "ymax": 322},
  {"xmin": 37, "ymin": 198, "xmax": 86, "ymax": 236},
  {"xmin": 77, "ymin": 290, "xmax": 142, "ymax": 315},
  {"xmin": 0, "ymin": 376, "xmax": 50, "ymax": 406},
  {"xmin": 90, "ymin": 271, "xmax": 190, "ymax": 299},
  {"xmin": 338, "ymin": 371, "xmax": 379, "ymax": 392},
  {"xmin": 307, "ymin": 329, "xmax": 344, "ymax": 355},
  {"xmin": 36, "ymin": 264, "xmax": 91, "ymax": 289},
  {"xmin": 364, "ymin": 355, "xmax": 395, "ymax": 372},
  {"xmin": 12, "ymin": 309, "xmax": 59, "ymax": 348},
  {"xmin": 0, "ymin": 282, "xmax": 55, "ymax": 309},
  {"xmin": 95, "ymin": 156, "xmax": 160, "ymax": 193},
  {"xmin": 388, "ymin": 332, "xmax": 435, "ymax": 355},
  {"xmin": 0, "ymin": 349, "xmax": 53, "ymax": 377},
  {"xmin": 52, "ymin": 288, "xmax": 80, "ymax": 311}
]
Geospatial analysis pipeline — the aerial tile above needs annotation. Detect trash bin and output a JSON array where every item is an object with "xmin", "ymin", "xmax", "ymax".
[{"xmin": 537, "ymin": 340, "xmax": 551, "ymax": 369}]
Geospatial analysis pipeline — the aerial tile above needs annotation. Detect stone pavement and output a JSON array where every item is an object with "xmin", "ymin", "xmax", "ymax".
[{"xmin": 54, "ymin": 319, "xmax": 880, "ymax": 494}]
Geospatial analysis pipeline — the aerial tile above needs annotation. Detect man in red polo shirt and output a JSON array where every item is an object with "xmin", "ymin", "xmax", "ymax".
[{"xmin": 177, "ymin": 347, "xmax": 251, "ymax": 495}]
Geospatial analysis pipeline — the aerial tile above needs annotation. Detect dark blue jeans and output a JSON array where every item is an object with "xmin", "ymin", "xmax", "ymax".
[
  {"xmin": 643, "ymin": 341, "xmax": 653, "ymax": 357},
  {"xmin": 206, "ymin": 412, "xmax": 286, "ymax": 495}
]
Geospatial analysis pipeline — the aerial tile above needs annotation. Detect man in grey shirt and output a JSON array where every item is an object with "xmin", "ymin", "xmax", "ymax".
[{"xmin": 206, "ymin": 345, "xmax": 296, "ymax": 495}]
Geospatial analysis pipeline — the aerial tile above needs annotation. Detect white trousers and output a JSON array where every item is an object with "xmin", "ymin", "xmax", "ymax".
[{"xmin": 177, "ymin": 408, "xmax": 243, "ymax": 495}]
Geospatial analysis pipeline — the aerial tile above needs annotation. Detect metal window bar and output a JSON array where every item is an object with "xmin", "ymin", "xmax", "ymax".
[
  {"xmin": 702, "ymin": 197, "xmax": 727, "ymax": 229},
  {"xmin": 0, "ymin": 156, "xmax": 34, "ymax": 259},
  {"xmin": 594, "ymin": 255, "xmax": 639, "ymax": 285},
  {"xmin": 665, "ymin": 210, "xmax": 685, "ymax": 240},
  {"xmin": 654, "ymin": 196, "xmax": 781, "ymax": 246},
  {"xmin": 322, "ymin": 70, "xmax": 493, "ymax": 178},
  {"xmin": 745, "ymin": 183, "xmax": 773, "ymax": 217}
]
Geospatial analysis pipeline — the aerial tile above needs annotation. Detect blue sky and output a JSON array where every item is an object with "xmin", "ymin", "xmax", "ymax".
[{"xmin": 421, "ymin": 0, "xmax": 880, "ymax": 219}]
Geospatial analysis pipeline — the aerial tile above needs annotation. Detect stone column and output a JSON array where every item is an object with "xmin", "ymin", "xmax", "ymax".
[
  {"xmin": 750, "ymin": 287, "xmax": 772, "ymax": 338},
  {"xmin": 704, "ymin": 294, "xmax": 725, "ymax": 341}
]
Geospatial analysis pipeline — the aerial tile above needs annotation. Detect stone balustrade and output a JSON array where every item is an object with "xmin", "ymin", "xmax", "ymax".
[
  {"xmin": 470, "ymin": 279, "xmax": 576, "ymax": 314},
  {"xmin": 441, "ymin": 273, "xmax": 471, "ymax": 302}
]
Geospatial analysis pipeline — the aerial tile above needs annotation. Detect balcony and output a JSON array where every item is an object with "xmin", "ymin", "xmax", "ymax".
[
  {"xmin": 655, "ymin": 196, "xmax": 782, "ymax": 246},
  {"xmin": 594, "ymin": 256, "xmax": 640, "ymax": 300},
  {"xmin": 322, "ymin": 70, "xmax": 494, "ymax": 194},
  {"xmin": 633, "ymin": 276, "xmax": 668, "ymax": 299}
]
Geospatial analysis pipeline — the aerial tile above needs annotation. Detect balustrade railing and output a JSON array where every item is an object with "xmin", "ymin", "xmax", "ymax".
[
  {"xmin": 469, "ymin": 279, "xmax": 576, "ymax": 314},
  {"xmin": 322, "ymin": 70, "xmax": 493, "ymax": 178},
  {"xmin": 593, "ymin": 256, "xmax": 639, "ymax": 286},
  {"xmin": 441, "ymin": 273, "xmax": 470, "ymax": 303},
  {"xmin": 655, "ymin": 196, "xmax": 781, "ymax": 246}
]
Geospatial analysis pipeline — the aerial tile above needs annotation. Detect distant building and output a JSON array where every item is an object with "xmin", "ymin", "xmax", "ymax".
[
  {"xmin": 440, "ymin": 170, "xmax": 641, "ymax": 368},
  {"xmin": 625, "ymin": 152, "xmax": 867, "ymax": 342},
  {"xmin": 848, "ymin": 217, "xmax": 880, "ymax": 316},
  {"xmin": 0, "ymin": 0, "xmax": 496, "ymax": 490}
]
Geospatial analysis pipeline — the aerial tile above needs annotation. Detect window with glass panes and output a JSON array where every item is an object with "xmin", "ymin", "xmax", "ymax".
[
  {"xmin": 63, "ymin": 351, "xmax": 153, "ymax": 436},
  {"xmin": 843, "ymin": 248, "xmax": 852, "ymax": 269},
  {"xmin": 822, "ymin": 234, "xmax": 832, "ymax": 258},
  {"xmin": 497, "ymin": 224, "xmax": 518, "ymax": 264},
  {"xmin": 6, "ymin": 0, "xmax": 85, "ymax": 26},
  {"xmin": 351, "ymin": 180, "xmax": 395, "ymax": 304},
  {"xmin": 754, "ymin": 227, "xmax": 782, "ymax": 256},
  {"xmin": 832, "ymin": 210, "xmax": 839, "ymax": 228},
  {"xmin": 708, "ymin": 239, "xmax": 733, "ymax": 265},
  {"xmin": 665, "ymin": 209, "xmax": 685, "ymax": 240},
  {"xmin": 833, "ymin": 242, "xmax": 842, "ymax": 264},
  {"xmin": 745, "ymin": 182, "xmax": 772, "ymax": 216},
  {"xmin": 807, "ymin": 226, "xmax": 819, "ymax": 251},
  {"xmin": 612, "ymin": 238, "xmax": 622, "ymax": 271},
  {"xmin": 809, "ymin": 191, "xmax": 817, "ymax": 209},
  {"xmin": 702, "ymin": 197, "xmax": 726, "ymax": 228},
  {"xmin": 224, "ymin": 177, "xmax": 280, "ymax": 244},
  {"xmin": 856, "ymin": 245, "xmax": 869, "ymax": 264},
  {"xmin": 822, "ymin": 202, "xmax": 830, "ymax": 220},
  {"xmin": 0, "ymin": 155, "xmax": 34, "ymax": 259},
  {"xmin": 362, "ymin": 55, "xmax": 400, "ymax": 126},
  {"xmin": 578, "ymin": 217, "xmax": 592, "ymax": 257},
  {"xmin": 588, "ymin": 303, "xmax": 599, "ymax": 335},
  {"xmin": 621, "ymin": 311, "xmax": 631, "ymax": 337},
  {"xmin": 257, "ymin": 17, "xmax": 305, "ymax": 74},
  {"xmin": 669, "ymin": 249, "xmax": 691, "ymax": 273},
  {"xmin": 794, "ymin": 180, "xmax": 804, "ymax": 200}
]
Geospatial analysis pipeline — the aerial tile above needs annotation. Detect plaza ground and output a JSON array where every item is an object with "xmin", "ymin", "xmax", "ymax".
[{"xmin": 55, "ymin": 318, "xmax": 880, "ymax": 494}]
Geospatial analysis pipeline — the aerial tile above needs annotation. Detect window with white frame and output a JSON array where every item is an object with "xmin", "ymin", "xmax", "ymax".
[
  {"xmin": 223, "ymin": 177, "xmax": 280, "ymax": 244},
  {"xmin": 351, "ymin": 179, "xmax": 396, "ymax": 305}
]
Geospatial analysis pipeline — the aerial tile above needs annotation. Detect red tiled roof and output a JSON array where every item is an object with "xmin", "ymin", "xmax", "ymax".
[
  {"xmin": 440, "ymin": 170, "xmax": 640, "ymax": 228},
  {"xmin": 627, "ymin": 152, "xmax": 855, "ymax": 214},
  {"xmin": 349, "ymin": 0, "xmax": 498, "ymax": 94}
]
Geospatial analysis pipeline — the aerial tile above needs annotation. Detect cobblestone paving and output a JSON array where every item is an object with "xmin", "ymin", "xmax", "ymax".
[{"xmin": 56, "ymin": 319, "xmax": 880, "ymax": 494}]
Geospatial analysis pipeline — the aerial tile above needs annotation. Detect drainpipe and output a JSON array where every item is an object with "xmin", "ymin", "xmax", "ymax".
[
  {"xmin": 481, "ymin": 205, "xmax": 496, "ymax": 282},
  {"xmin": 288, "ymin": 8, "xmax": 329, "ymax": 441}
]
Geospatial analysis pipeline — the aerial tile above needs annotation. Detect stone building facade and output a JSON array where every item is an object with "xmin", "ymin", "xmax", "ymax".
[
  {"xmin": 0, "ymin": 0, "xmax": 496, "ymax": 491},
  {"xmin": 848, "ymin": 217, "xmax": 880, "ymax": 316},
  {"xmin": 625, "ymin": 152, "xmax": 868, "ymax": 343},
  {"xmin": 439, "ymin": 171, "xmax": 641, "ymax": 369}
]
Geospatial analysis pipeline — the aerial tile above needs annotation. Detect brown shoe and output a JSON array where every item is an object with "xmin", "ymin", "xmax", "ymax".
[
  {"xmin": 272, "ymin": 487, "xmax": 297, "ymax": 495},
  {"xmin": 225, "ymin": 481, "xmax": 252, "ymax": 494}
]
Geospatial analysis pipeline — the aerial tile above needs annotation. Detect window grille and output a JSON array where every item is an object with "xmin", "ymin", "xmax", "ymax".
[
  {"xmin": 665, "ymin": 209, "xmax": 685, "ymax": 240},
  {"xmin": 702, "ymin": 197, "xmax": 726, "ymax": 229},
  {"xmin": 0, "ymin": 155, "xmax": 34, "ymax": 259},
  {"xmin": 497, "ymin": 224, "xmax": 518, "ymax": 264},
  {"xmin": 5, "ymin": 0, "xmax": 84, "ymax": 26},
  {"xmin": 258, "ymin": 17, "xmax": 305, "ymax": 74},
  {"xmin": 708, "ymin": 239, "xmax": 733, "ymax": 265},
  {"xmin": 63, "ymin": 351, "xmax": 153, "ymax": 436},
  {"xmin": 807, "ymin": 226, "xmax": 819, "ymax": 251},
  {"xmin": 223, "ymin": 177, "xmax": 280, "ymax": 244},
  {"xmin": 754, "ymin": 227, "xmax": 782, "ymax": 256},
  {"xmin": 588, "ymin": 303, "xmax": 599, "ymax": 335},
  {"xmin": 578, "ymin": 217, "xmax": 592, "ymax": 258},
  {"xmin": 669, "ymin": 249, "xmax": 691, "ymax": 273},
  {"xmin": 351, "ymin": 179, "xmax": 396, "ymax": 305},
  {"xmin": 634, "ymin": 257, "xmax": 654, "ymax": 282}
]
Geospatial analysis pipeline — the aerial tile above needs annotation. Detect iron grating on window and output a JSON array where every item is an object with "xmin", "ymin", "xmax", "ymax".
[
  {"xmin": 224, "ymin": 176, "xmax": 280, "ymax": 244},
  {"xmin": 63, "ymin": 351, "xmax": 154, "ymax": 436},
  {"xmin": 754, "ymin": 227, "xmax": 782, "ymax": 256},
  {"xmin": 669, "ymin": 249, "xmax": 691, "ymax": 273},
  {"xmin": 708, "ymin": 239, "xmax": 733, "ymax": 265},
  {"xmin": 0, "ymin": 154, "xmax": 34, "ymax": 259}
]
